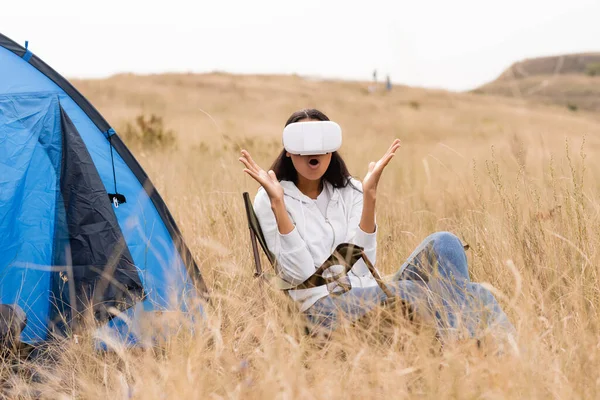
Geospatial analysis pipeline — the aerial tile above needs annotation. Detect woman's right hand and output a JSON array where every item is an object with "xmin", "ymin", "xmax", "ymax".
[{"xmin": 239, "ymin": 149, "xmax": 284, "ymax": 203}]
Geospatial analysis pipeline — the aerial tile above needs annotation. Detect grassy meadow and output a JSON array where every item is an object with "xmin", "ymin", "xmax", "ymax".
[{"xmin": 3, "ymin": 73, "xmax": 600, "ymax": 399}]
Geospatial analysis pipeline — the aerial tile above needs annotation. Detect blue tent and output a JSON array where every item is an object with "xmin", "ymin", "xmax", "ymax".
[{"xmin": 0, "ymin": 33, "xmax": 208, "ymax": 347}]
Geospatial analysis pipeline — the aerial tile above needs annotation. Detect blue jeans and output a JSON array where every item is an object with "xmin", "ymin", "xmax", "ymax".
[{"xmin": 305, "ymin": 232, "xmax": 515, "ymax": 340}]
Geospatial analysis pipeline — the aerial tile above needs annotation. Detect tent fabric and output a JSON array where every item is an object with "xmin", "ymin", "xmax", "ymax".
[
  {"xmin": 0, "ymin": 32, "xmax": 207, "ymax": 346},
  {"xmin": 57, "ymin": 106, "xmax": 144, "ymax": 323},
  {"xmin": 0, "ymin": 94, "xmax": 62, "ymax": 342}
]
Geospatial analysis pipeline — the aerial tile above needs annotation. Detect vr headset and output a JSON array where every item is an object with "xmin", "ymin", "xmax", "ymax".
[{"xmin": 282, "ymin": 121, "xmax": 342, "ymax": 155}]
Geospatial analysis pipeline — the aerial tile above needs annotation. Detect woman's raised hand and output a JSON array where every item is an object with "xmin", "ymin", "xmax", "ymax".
[
  {"xmin": 362, "ymin": 139, "xmax": 401, "ymax": 198},
  {"xmin": 239, "ymin": 150, "xmax": 284, "ymax": 202}
]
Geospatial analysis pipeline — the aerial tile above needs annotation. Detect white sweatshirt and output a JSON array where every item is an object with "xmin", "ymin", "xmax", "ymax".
[{"xmin": 253, "ymin": 178, "xmax": 379, "ymax": 311}]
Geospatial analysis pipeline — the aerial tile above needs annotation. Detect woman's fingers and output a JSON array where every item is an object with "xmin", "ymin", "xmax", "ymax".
[
  {"xmin": 378, "ymin": 140, "xmax": 401, "ymax": 168},
  {"xmin": 371, "ymin": 156, "xmax": 392, "ymax": 176},
  {"xmin": 387, "ymin": 139, "xmax": 401, "ymax": 156},
  {"xmin": 243, "ymin": 164, "xmax": 274, "ymax": 188},
  {"xmin": 381, "ymin": 152, "xmax": 396, "ymax": 168},
  {"xmin": 241, "ymin": 149, "xmax": 261, "ymax": 171},
  {"xmin": 370, "ymin": 147, "xmax": 398, "ymax": 177},
  {"xmin": 267, "ymin": 170, "xmax": 278, "ymax": 182},
  {"xmin": 238, "ymin": 156, "xmax": 255, "ymax": 171},
  {"xmin": 243, "ymin": 168, "xmax": 261, "ymax": 183},
  {"xmin": 388, "ymin": 139, "xmax": 401, "ymax": 155},
  {"xmin": 379, "ymin": 139, "xmax": 401, "ymax": 162},
  {"xmin": 239, "ymin": 150, "xmax": 264, "ymax": 176},
  {"xmin": 364, "ymin": 139, "xmax": 401, "ymax": 189}
]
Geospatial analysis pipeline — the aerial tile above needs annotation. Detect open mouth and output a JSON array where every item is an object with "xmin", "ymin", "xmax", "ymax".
[{"xmin": 308, "ymin": 158, "xmax": 320, "ymax": 168}]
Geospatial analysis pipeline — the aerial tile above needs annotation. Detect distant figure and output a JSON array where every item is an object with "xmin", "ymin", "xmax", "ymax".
[
  {"xmin": 386, "ymin": 75, "xmax": 392, "ymax": 91},
  {"xmin": 368, "ymin": 69, "xmax": 378, "ymax": 93}
]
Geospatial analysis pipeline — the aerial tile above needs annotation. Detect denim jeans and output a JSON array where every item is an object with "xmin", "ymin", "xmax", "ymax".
[{"xmin": 305, "ymin": 232, "xmax": 515, "ymax": 340}]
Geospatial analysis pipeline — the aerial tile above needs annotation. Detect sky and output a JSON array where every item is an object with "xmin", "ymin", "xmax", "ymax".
[{"xmin": 1, "ymin": 0, "xmax": 599, "ymax": 91}]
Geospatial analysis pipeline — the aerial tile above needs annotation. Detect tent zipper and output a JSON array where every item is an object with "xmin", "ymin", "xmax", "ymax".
[{"xmin": 107, "ymin": 129, "xmax": 126, "ymax": 208}]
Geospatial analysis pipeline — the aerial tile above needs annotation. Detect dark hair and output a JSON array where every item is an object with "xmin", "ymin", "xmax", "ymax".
[{"xmin": 270, "ymin": 109, "xmax": 352, "ymax": 188}]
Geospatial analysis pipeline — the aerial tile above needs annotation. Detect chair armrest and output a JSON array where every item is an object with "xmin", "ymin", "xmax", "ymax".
[
  {"xmin": 281, "ymin": 243, "xmax": 393, "ymax": 298},
  {"xmin": 289, "ymin": 243, "xmax": 364, "ymax": 290}
]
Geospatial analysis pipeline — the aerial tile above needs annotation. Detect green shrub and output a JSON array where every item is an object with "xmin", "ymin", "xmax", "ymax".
[
  {"xmin": 567, "ymin": 103, "xmax": 578, "ymax": 112},
  {"xmin": 121, "ymin": 114, "xmax": 177, "ymax": 149},
  {"xmin": 586, "ymin": 63, "xmax": 600, "ymax": 77}
]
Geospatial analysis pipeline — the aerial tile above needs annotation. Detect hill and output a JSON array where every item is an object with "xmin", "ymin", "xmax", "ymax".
[{"xmin": 475, "ymin": 53, "xmax": 600, "ymax": 111}]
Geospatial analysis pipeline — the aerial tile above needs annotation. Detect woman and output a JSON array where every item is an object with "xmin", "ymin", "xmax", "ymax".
[{"xmin": 239, "ymin": 109, "xmax": 514, "ymax": 340}]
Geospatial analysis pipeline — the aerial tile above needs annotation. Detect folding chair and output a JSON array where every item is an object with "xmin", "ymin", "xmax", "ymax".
[{"xmin": 242, "ymin": 192, "xmax": 393, "ymax": 296}]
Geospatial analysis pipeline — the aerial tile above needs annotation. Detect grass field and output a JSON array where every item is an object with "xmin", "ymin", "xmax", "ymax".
[{"xmin": 3, "ymin": 73, "xmax": 600, "ymax": 399}]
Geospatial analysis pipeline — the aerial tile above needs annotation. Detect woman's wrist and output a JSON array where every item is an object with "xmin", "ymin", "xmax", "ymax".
[
  {"xmin": 359, "ymin": 192, "xmax": 377, "ymax": 233},
  {"xmin": 270, "ymin": 196, "xmax": 285, "ymax": 210},
  {"xmin": 363, "ymin": 189, "xmax": 377, "ymax": 203},
  {"xmin": 270, "ymin": 197, "xmax": 294, "ymax": 235}
]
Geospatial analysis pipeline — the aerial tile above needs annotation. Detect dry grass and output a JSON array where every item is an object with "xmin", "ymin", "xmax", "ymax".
[{"xmin": 3, "ymin": 73, "xmax": 600, "ymax": 399}]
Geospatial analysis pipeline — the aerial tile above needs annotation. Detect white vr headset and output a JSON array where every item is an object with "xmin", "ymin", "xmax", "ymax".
[{"xmin": 282, "ymin": 121, "xmax": 343, "ymax": 155}]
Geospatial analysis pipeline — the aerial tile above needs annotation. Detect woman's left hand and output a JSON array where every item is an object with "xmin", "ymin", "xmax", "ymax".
[{"xmin": 362, "ymin": 139, "xmax": 401, "ymax": 198}]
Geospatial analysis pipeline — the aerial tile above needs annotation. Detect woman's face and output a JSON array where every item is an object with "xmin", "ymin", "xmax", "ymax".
[{"xmin": 286, "ymin": 118, "xmax": 333, "ymax": 182}]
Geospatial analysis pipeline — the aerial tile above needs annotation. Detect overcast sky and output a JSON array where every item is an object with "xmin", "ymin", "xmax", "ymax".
[{"xmin": 2, "ymin": 0, "xmax": 599, "ymax": 91}]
